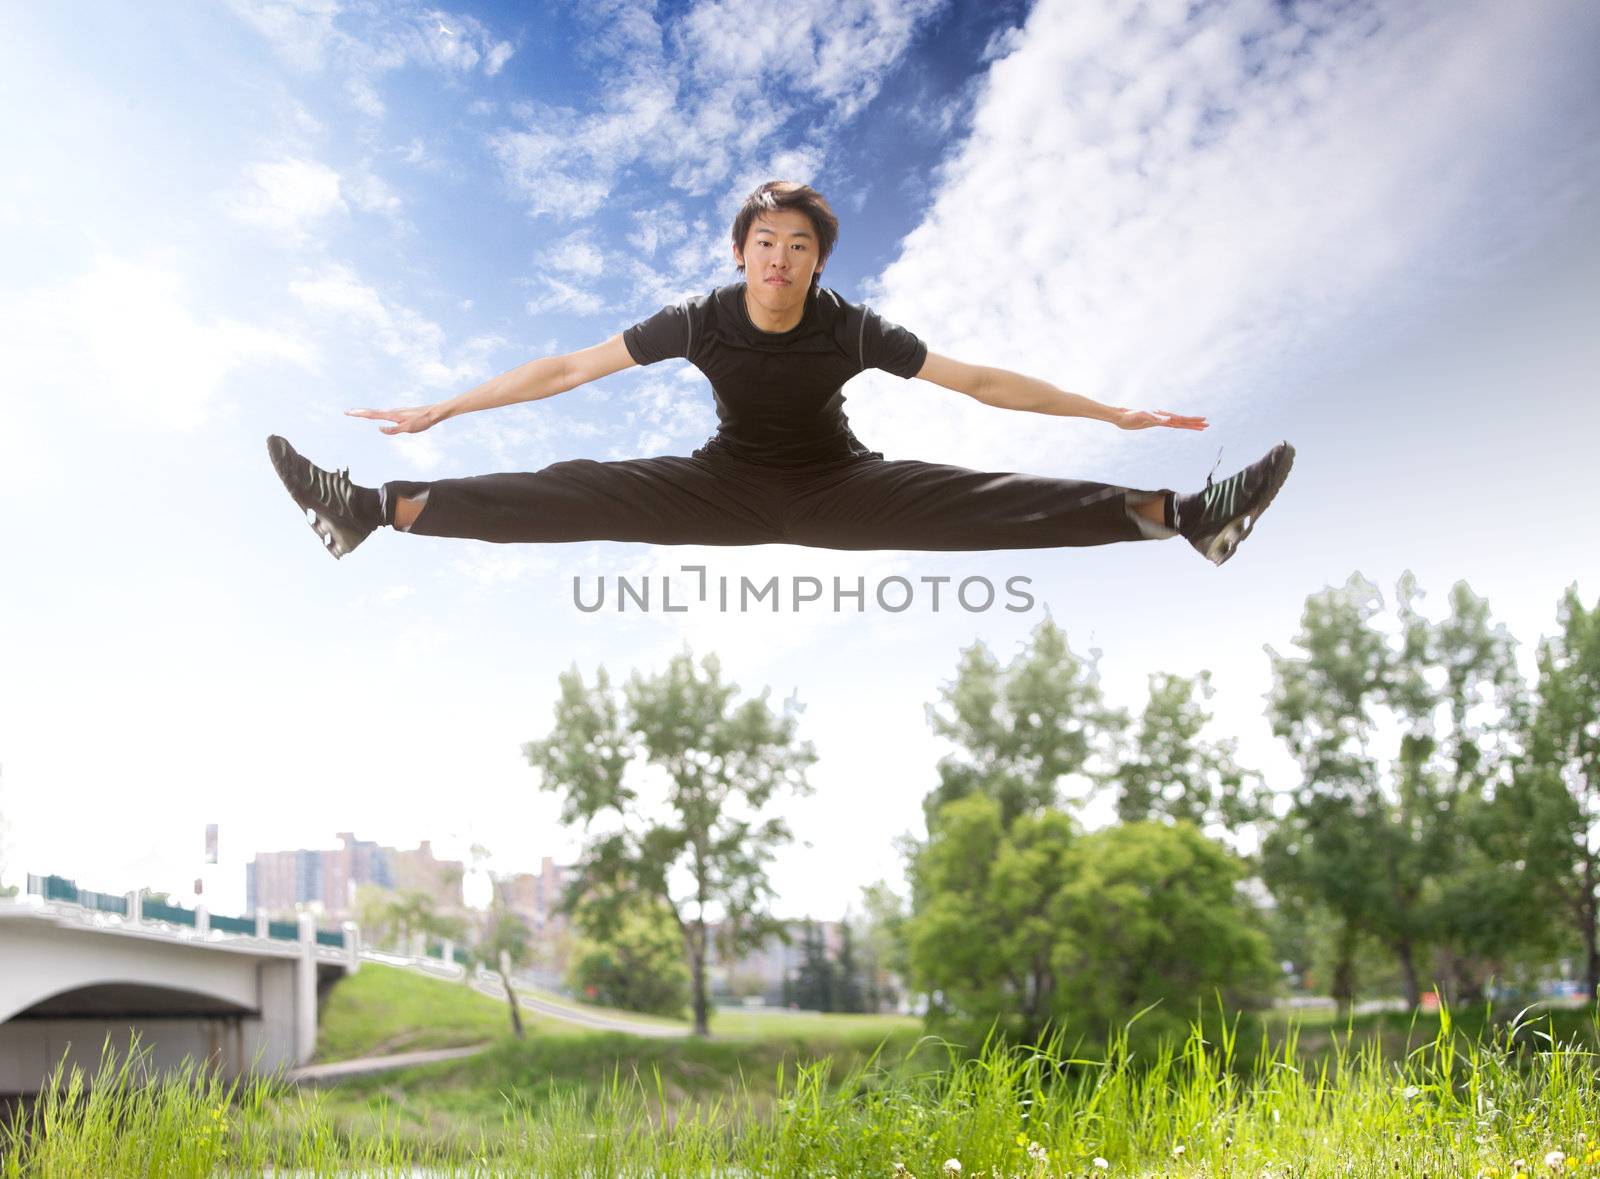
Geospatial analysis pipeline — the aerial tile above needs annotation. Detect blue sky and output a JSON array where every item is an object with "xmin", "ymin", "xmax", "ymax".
[{"xmin": 1, "ymin": 0, "xmax": 1596, "ymax": 921}]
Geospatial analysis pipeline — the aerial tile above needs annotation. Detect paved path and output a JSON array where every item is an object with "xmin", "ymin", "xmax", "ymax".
[
  {"xmin": 473, "ymin": 976, "xmax": 689, "ymax": 1039},
  {"xmin": 287, "ymin": 1042, "xmax": 492, "ymax": 1084},
  {"xmin": 289, "ymin": 976, "xmax": 690, "ymax": 1084}
]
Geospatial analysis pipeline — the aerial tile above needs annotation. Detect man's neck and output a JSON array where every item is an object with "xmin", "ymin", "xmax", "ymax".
[{"xmin": 742, "ymin": 283, "xmax": 806, "ymax": 334}]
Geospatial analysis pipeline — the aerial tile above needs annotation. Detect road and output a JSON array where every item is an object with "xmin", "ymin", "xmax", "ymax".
[{"xmin": 471, "ymin": 974, "xmax": 689, "ymax": 1039}]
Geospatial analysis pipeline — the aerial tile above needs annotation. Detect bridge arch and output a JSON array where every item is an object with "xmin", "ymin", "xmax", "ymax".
[{"xmin": 5, "ymin": 979, "xmax": 257, "ymax": 1026}]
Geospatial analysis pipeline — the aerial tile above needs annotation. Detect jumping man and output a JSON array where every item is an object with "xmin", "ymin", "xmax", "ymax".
[{"xmin": 268, "ymin": 180, "xmax": 1294, "ymax": 565}]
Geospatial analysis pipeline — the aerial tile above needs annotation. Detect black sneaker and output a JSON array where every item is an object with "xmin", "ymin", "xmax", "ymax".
[
  {"xmin": 1177, "ymin": 441, "xmax": 1295, "ymax": 566},
  {"xmin": 266, "ymin": 435, "xmax": 380, "ymax": 559}
]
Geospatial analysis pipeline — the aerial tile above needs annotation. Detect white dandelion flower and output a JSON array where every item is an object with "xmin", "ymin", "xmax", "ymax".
[
  {"xmin": 1093, "ymin": 1158, "xmax": 1110, "ymax": 1170},
  {"xmin": 943, "ymin": 1160, "xmax": 962, "ymax": 1177},
  {"xmin": 1544, "ymin": 1151, "xmax": 1565, "ymax": 1170}
]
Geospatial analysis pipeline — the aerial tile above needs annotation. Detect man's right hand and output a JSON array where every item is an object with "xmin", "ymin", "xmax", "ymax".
[{"xmin": 345, "ymin": 405, "xmax": 444, "ymax": 435}]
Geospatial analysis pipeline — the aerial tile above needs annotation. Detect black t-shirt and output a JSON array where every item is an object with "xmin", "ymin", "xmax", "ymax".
[{"xmin": 622, "ymin": 282, "xmax": 928, "ymax": 466}]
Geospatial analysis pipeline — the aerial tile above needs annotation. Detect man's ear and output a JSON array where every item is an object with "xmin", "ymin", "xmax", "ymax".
[{"xmin": 731, "ymin": 242, "xmax": 744, "ymax": 270}]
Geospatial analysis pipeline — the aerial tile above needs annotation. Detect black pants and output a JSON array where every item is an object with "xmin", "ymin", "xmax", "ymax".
[{"xmin": 382, "ymin": 442, "xmax": 1177, "ymax": 551}]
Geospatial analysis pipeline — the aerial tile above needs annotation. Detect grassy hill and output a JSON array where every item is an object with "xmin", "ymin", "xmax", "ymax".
[
  {"xmin": 314, "ymin": 962, "xmax": 532, "ymax": 1061},
  {"xmin": 309, "ymin": 963, "xmax": 928, "ymax": 1146},
  {"xmin": 315, "ymin": 962, "xmax": 923, "ymax": 1062}
]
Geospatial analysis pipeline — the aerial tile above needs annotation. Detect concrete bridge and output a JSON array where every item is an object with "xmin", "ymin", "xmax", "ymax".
[{"xmin": 0, "ymin": 876, "xmax": 360, "ymax": 1095}]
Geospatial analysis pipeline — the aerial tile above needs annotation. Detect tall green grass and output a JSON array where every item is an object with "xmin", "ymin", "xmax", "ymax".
[{"xmin": 5, "ymin": 1000, "xmax": 1598, "ymax": 1177}]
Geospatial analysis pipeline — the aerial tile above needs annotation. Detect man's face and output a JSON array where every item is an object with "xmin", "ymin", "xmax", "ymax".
[{"xmin": 733, "ymin": 208, "xmax": 822, "ymax": 317}]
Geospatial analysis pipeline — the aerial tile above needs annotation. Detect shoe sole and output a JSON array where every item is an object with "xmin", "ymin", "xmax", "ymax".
[
  {"xmin": 1204, "ymin": 441, "xmax": 1295, "ymax": 567},
  {"xmin": 266, "ymin": 434, "xmax": 364, "ymax": 561}
]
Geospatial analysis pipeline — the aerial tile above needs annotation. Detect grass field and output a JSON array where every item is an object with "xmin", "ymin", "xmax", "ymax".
[
  {"xmin": 313, "ymin": 962, "xmax": 923, "ymax": 1062},
  {"xmin": 312, "ymin": 962, "xmax": 528, "ymax": 1061},
  {"xmin": 5, "ymin": 964, "xmax": 1598, "ymax": 1176},
  {"xmin": 310, "ymin": 964, "xmax": 930, "ymax": 1144}
]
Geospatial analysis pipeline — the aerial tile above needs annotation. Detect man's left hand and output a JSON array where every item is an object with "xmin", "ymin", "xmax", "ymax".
[{"xmin": 1112, "ymin": 408, "xmax": 1208, "ymax": 431}]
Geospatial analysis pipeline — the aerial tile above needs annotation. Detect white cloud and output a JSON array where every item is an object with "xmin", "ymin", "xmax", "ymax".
[
  {"xmin": 349, "ymin": 170, "xmax": 401, "ymax": 214},
  {"xmin": 226, "ymin": 157, "xmax": 409, "ymax": 244},
  {"xmin": 614, "ymin": 218, "xmax": 724, "ymax": 319},
  {"xmin": 486, "ymin": 0, "xmax": 946, "ymax": 220},
  {"xmin": 0, "ymin": 253, "xmax": 314, "ymax": 433},
  {"xmin": 345, "ymin": 73, "xmax": 386, "ymax": 118},
  {"xmin": 489, "ymin": 119, "xmax": 616, "ymax": 220},
  {"xmin": 227, "ymin": 1, "xmax": 516, "ymax": 115},
  {"xmin": 285, "ymin": 98, "xmax": 325, "ymax": 136},
  {"xmin": 676, "ymin": 0, "xmax": 944, "ymax": 121},
  {"xmin": 850, "ymin": 0, "xmax": 1600, "ymax": 475},
  {"xmin": 225, "ymin": 0, "xmax": 341, "ymax": 71},
  {"xmin": 446, "ymin": 549, "xmax": 560, "ymax": 589},
  {"xmin": 484, "ymin": 42, "xmax": 514, "ymax": 75},
  {"xmin": 289, "ymin": 261, "xmax": 506, "ymax": 392},
  {"xmin": 609, "ymin": 375, "xmax": 717, "ymax": 458},
  {"xmin": 455, "ymin": 406, "xmax": 557, "ymax": 471},
  {"xmin": 393, "ymin": 136, "xmax": 436, "ymax": 170},
  {"xmin": 543, "ymin": 230, "xmax": 606, "ymax": 279},
  {"xmin": 226, "ymin": 157, "xmax": 347, "ymax": 246},
  {"xmin": 625, "ymin": 204, "xmax": 688, "ymax": 258},
  {"xmin": 345, "ymin": 168, "xmax": 410, "ymax": 233},
  {"xmin": 524, "ymin": 275, "xmax": 607, "ymax": 317}
]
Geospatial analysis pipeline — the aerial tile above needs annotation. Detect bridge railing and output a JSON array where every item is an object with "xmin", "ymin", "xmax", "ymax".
[
  {"xmin": 22, "ymin": 873, "xmax": 348, "ymax": 949},
  {"xmin": 18, "ymin": 873, "xmax": 480, "ymax": 973}
]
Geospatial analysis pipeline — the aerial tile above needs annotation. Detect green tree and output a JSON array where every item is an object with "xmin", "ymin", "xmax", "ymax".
[
  {"xmin": 1501, "ymin": 586, "xmax": 1600, "ymax": 1002},
  {"xmin": 907, "ymin": 794, "xmax": 1061, "ymax": 1038},
  {"xmin": 923, "ymin": 618, "xmax": 1124, "ymax": 833},
  {"xmin": 1394, "ymin": 578, "xmax": 1527, "ymax": 1003},
  {"xmin": 857, "ymin": 880, "xmax": 908, "ymax": 1012},
  {"xmin": 566, "ymin": 893, "xmax": 689, "ymax": 1017},
  {"xmin": 1115, "ymin": 670, "xmax": 1266, "ymax": 838},
  {"xmin": 834, "ymin": 918, "xmax": 865, "ymax": 1013},
  {"xmin": 474, "ymin": 903, "xmax": 532, "ymax": 1039},
  {"xmin": 1055, "ymin": 820, "xmax": 1278, "ymax": 1043},
  {"xmin": 906, "ymin": 794, "xmax": 1273, "ymax": 1044},
  {"xmin": 524, "ymin": 649, "xmax": 816, "ymax": 1036},
  {"xmin": 353, "ymin": 883, "xmax": 401, "ymax": 948},
  {"xmin": 467, "ymin": 873, "xmax": 533, "ymax": 1039},
  {"xmin": 451, "ymin": 843, "xmax": 536, "ymax": 1038},
  {"xmin": 1263, "ymin": 573, "xmax": 1522, "ymax": 1011},
  {"xmin": 352, "ymin": 883, "xmax": 465, "ymax": 955},
  {"xmin": 792, "ymin": 918, "xmax": 836, "ymax": 1012},
  {"xmin": 395, "ymin": 888, "xmax": 464, "ymax": 950}
]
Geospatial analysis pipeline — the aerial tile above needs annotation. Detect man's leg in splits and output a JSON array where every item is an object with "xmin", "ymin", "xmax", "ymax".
[
  {"xmin": 779, "ymin": 442, "xmax": 1294, "ymax": 563},
  {"xmin": 780, "ymin": 457, "xmax": 1179, "ymax": 552},
  {"xmin": 266, "ymin": 435, "xmax": 787, "ymax": 557}
]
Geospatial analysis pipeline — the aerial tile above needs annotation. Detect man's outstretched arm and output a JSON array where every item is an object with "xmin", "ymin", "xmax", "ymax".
[
  {"xmin": 348, "ymin": 334, "xmax": 638, "ymax": 435},
  {"xmin": 913, "ymin": 351, "xmax": 1207, "ymax": 432}
]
